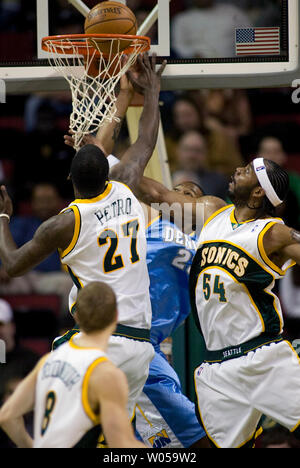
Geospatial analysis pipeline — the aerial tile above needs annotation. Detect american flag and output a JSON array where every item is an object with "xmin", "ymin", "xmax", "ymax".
[{"xmin": 235, "ymin": 27, "xmax": 280, "ymax": 56}]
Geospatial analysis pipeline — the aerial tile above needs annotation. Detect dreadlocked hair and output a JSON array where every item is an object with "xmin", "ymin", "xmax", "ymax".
[{"xmin": 255, "ymin": 159, "xmax": 289, "ymax": 219}]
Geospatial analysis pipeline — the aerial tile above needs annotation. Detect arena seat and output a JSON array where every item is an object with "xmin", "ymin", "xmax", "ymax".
[
  {"xmin": 3, "ymin": 294, "xmax": 61, "ymax": 318},
  {"xmin": 3, "ymin": 294, "xmax": 61, "ymax": 356}
]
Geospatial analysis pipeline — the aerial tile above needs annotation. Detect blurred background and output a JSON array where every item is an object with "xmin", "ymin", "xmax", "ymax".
[{"xmin": 0, "ymin": 0, "xmax": 300, "ymax": 448}]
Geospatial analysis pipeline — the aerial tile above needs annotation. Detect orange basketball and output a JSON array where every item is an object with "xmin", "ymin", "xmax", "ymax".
[{"xmin": 84, "ymin": 1, "xmax": 137, "ymax": 55}]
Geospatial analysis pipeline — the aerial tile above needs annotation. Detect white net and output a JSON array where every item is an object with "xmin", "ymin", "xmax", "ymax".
[{"xmin": 42, "ymin": 35, "xmax": 150, "ymax": 149}]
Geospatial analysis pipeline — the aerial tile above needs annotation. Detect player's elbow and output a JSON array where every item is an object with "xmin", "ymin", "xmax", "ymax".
[
  {"xmin": 0, "ymin": 407, "xmax": 12, "ymax": 425},
  {"xmin": 4, "ymin": 263, "xmax": 24, "ymax": 278}
]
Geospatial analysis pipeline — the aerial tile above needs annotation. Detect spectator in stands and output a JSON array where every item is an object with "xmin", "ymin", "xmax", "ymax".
[
  {"xmin": 15, "ymin": 103, "xmax": 74, "ymax": 201},
  {"xmin": 0, "ymin": 300, "xmax": 37, "ymax": 448},
  {"xmin": 202, "ymin": 89, "xmax": 252, "ymax": 142},
  {"xmin": 0, "ymin": 299, "xmax": 39, "ymax": 396},
  {"xmin": 0, "ymin": 183, "xmax": 73, "ymax": 315},
  {"xmin": 24, "ymin": 91, "xmax": 72, "ymax": 133},
  {"xmin": 172, "ymin": 130, "xmax": 228, "ymax": 199},
  {"xmin": 165, "ymin": 94, "xmax": 244, "ymax": 177},
  {"xmin": 218, "ymin": 0, "xmax": 281, "ymax": 27},
  {"xmin": 171, "ymin": 0, "xmax": 252, "ymax": 58}
]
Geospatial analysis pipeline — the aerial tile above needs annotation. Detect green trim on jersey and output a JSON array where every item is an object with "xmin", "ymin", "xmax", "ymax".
[
  {"xmin": 189, "ymin": 241, "xmax": 281, "ymax": 337},
  {"xmin": 67, "ymin": 266, "xmax": 83, "ymax": 291}
]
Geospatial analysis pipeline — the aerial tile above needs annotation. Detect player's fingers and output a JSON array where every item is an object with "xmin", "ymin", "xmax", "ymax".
[
  {"xmin": 142, "ymin": 52, "xmax": 151, "ymax": 69},
  {"xmin": 151, "ymin": 52, "xmax": 157, "ymax": 71},
  {"xmin": 157, "ymin": 59, "xmax": 167, "ymax": 77},
  {"xmin": 64, "ymin": 135, "xmax": 74, "ymax": 147}
]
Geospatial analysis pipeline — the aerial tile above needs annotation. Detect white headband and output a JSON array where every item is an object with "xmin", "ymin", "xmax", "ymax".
[{"xmin": 253, "ymin": 158, "xmax": 283, "ymax": 207}]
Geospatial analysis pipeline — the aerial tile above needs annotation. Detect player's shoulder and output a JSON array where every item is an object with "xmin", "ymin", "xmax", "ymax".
[
  {"xmin": 90, "ymin": 359, "xmax": 127, "ymax": 390},
  {"xmin": 202, "ymin": 197, "xmax": 229, "ymax": 224},
  {"xmin": 110, "ymin": 179, "xmax": 132, "ymax": 193},
  {"xmin": 263, "ymin": 219, "xmax": 290, "ymax": 239}
]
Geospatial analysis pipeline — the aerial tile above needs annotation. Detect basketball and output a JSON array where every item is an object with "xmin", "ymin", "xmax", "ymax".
[{"xmin": 84, "ymin": 1, "xmax": 138, "ymax": 55}]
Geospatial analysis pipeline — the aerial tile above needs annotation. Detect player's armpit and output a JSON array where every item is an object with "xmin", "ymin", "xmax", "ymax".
[
  {"xmin": 91, "ymin": 363, "xmax": 145, "ymax": 448},
  {"xmin": 0, "ymin": 210, "xmax": 75, "ymax": 277}
]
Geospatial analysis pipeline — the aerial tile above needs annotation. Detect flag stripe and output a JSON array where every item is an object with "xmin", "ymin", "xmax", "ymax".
[
  {"xmin": 237, "ymin": 52, "xmax": 280, "ymax": 55},
  {"xmin": 236, "ymin": 26, "xmax": 280, "ymax": 56},
  {"xmin": 237, "ymin": 45, "xmax": 280, "ymax": 48}
]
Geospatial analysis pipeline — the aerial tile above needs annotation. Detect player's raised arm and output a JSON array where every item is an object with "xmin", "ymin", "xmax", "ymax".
[
  {"xmin": 262, "ymin": 222, "xmax": 300, "ymax": 266},
  {"xmin": 64, "ymin": 73, "xmax": 135, "ymax": 157},
  {"xmin": 135, "ymin": 176, "xmax": 226, "ymax": 227},
  {"xmin": 0, "ymin": 185, "xmax": 74, "ymax": 276},
  {"xmin": 109, "ymin": 53, "xmax": 166, "ymax": 190},
  {"xmin": 90, "ymin": 362, "xmax": 145, "ymax": 448}
]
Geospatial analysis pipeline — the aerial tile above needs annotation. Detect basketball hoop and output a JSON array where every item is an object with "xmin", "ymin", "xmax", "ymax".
[{"xmin": 42, "ymin": 34, "xmax": 150, "ymax": 150}]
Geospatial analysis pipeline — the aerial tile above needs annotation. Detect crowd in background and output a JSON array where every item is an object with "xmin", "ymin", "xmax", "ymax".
[{"xmin": 0, "ymin": 0, "xmax": 299, "ymax": 448}]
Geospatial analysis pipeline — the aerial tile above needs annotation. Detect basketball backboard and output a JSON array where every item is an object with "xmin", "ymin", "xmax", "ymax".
[{"xmin": 0, "ymin": 0, "xmax": 299, "ymax": 93}]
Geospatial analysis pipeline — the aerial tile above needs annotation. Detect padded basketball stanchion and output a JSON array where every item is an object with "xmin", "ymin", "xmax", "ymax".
[{"xmin": 41, "ymin": 33, "xmax": 150, "ymax": 150}]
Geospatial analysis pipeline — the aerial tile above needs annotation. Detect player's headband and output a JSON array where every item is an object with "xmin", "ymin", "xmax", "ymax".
[{"xmin": 253, "ymin": 157, "xmax": 283, "ymax": 207}]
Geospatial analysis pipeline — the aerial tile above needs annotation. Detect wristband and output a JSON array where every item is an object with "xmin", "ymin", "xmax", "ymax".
[
  {"xmin": 0, "ymin": 214, "xmax": 10, "ymax": 222},
  {"xmin": 107, "ymin": 154, "xmax": 120, "ymax": 169}
]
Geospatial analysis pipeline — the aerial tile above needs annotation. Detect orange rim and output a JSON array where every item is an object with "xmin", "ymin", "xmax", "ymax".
[{"xmin": 41, "ymin": 34, "xmax": 151, "ymax": 56}]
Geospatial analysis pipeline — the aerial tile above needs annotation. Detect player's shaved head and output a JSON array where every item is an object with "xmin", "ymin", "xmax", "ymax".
[
  {"xmin": 75, "ymin": 282, "xmax": 117, "ymax": 333},
  {"xmin": 173, "ymin": 181, "xmax": 204, "ymax": 199},
  {"xmin": 70, "ymin": 144, "xmax": 109, "ymax": 198}
]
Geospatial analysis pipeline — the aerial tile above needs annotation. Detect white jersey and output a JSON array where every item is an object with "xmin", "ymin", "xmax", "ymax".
[
  {"xmin": 190, "ymin": 205, "xmax": 295, "ymax": 350},
  {"xmin": 60, "ymin": 180, "xmax": 152, "ymax": 329},
  {"xmin": 34, "ymin": 337, "xmax": 107, "ymax": 448}
]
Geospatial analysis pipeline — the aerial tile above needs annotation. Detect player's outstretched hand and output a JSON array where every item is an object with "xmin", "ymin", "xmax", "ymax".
[
  {"xmin": 0, "ymin": 185, "xmax": 13, "ymax": 218},
  {"xmin": 64, "ymin": 130, "xmax": 96, "ymax": 149},
  {"xmin": 64, "ymin": 131, "xmax": 106, "ymax": 154},
  {"xmin": 127, "ymin": 53, "xmax": 167, "ymax": 96}
]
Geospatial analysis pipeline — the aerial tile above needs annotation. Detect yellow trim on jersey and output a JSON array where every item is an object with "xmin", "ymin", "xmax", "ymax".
[
  {"xmin": 255, "ymin": 427, "xmax": 263, "ymax": 439},
  {"xmin": 195, "ymin": 367, "xmax": 264, "ymax": 448},
  {"xmin": 60, "ymin": 205, "xmax": 81, "ymax": 259},
  {"xmin": 146, "ymin": 214, "xmax": 161, "ymax": 229},
  {"xmin": 197, "ymin": 241, "xmax": 283, "ymax": 331},
  {"xmin": 202, "ymin": 205, "xmax": 233, "ymax": 230},
  {"xmin": 283, "ymin": 340, "xmax": 300, "ymax": 433},
  {"xmin": 194, "ymin": 369, "xmax": 220, "ymax": 448},
  {"xmin": 199, "ymin": 265, "xmax": 266, "ymax": 332},
  {"xmin": 130, "ymin": 406, "xmax": 136, "ymax": 423},
  {"xmin": 110, "ymin": 179, "xmax": 132, "ymax": 193},
  {"xmin": 69, "ymin": 335, "xmax": 104, "ymax": 351},
  {"xmin": 73, "ymin": 183, "xmax": 112, "ymax": 204},
  {"xmin": 82, "ymin": 357, "xmax": 108, "ymax": 424},
  {"xmin": 200, "ymin": 239, "xmax": 276, "ymax": 281},
  {"xmin": 67, "ymin": 266, "xmax": 84, "ymax": 290},
  {"xmin": 230, "ymin": 209, "xmax": 255, "ymax": 225},
  {"xmin": 258, "ymin": 222, "xmax": 296, "ymax": 276},
  {"xmin": 135, "ymin": 404, "xmax": 153, "ymax": 427},
  {"xmin": 236, "ymin": 427, "xmax": 261, "ymax": 449}
]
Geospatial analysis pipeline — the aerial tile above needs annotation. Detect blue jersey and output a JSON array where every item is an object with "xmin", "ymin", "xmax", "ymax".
[{"xmin": 146, "ymin": 215, "xmax": 197, "ymax": 347}]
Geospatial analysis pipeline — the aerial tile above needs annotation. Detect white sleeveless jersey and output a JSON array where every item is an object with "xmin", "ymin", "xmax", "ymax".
[
  {"xmin": 34, "ymin": 337, "xmax": 107, "ymax": 448},
  {"xmin": 60, "ymin": 181, "xmax": 152, "ymax": 329},
  {"xmin": 190, "ymin": 205, "xmax": 295, "ymax": 350}
]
